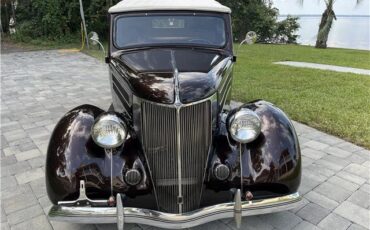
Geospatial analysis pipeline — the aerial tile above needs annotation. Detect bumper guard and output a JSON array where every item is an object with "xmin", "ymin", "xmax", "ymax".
[{"xmin": 48, "ymin": 181, "xmax": 302, "ymax": 229}]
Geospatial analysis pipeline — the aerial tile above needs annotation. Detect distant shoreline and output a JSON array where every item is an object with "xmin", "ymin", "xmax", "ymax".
[
  {"xmin": 280, "ymin": 15, "xmax": 369, "ymax": 50},
  {"xmin": 279, "ymin": 14, "xmax": 370, "ymax": 18}
]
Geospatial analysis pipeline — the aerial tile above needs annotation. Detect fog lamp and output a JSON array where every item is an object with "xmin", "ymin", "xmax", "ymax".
[
  {"xmin": 229, "ymin": 109, "xmax": 261, "ymax": 143},
  {"xmin": 91, "ymin": 113, "xmax": 127, "ymax": 149}
]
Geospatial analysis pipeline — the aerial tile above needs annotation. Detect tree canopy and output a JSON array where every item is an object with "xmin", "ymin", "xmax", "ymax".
[
  {"xmin": 219, "ymin": 0, "xmax": 299, "ymax": 43},
  {"xmin": 1, "ymin": 0, "xmax": 299, "ymax": 44},
  {"xmin": 2, "ymin": 0, "xmax": 120, "ymax": 41}
]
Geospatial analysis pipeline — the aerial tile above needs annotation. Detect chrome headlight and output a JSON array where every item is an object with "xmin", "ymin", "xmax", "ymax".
[
  {"xmin": 229, "ymin": 109, "xmax": 261, "ymax": 143},
  {"xmin": 91, "ymin": 113, "xmax": 127, "ymax": 149}
]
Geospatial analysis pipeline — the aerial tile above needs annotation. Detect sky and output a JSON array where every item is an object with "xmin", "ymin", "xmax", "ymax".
[{"xmin": 273, "ymin": 0, "xmax": 370, "ymax": 16}]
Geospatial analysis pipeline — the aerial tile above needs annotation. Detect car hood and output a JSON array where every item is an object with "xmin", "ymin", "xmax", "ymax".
[{"xmin": 111, "ymin": 48, "xmax": 233, "ymax": 104}]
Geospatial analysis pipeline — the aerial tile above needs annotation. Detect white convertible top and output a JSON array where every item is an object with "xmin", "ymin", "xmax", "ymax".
[{"xmin": 109, "ymin": 0, "xmax": 231, "ymax": 14}]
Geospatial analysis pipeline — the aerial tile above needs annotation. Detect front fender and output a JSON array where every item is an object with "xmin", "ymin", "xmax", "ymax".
[
  {"xmin": 241, "ymin": 101, "xmax": 301, "ymax": 194},
  {"xmin": 46, "ymin": 104, "xmax": 105, "ymax": 204},
  {"xmin": 45, "ymin": 105, "xmax": 155, "ymax": 208},
  {"xmin": 203, "ymin": 100, "xmax": 301, "ymax": 204}
]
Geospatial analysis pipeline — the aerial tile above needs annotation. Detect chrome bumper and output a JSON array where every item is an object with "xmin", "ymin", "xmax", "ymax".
[{"xmin": 48, "ymin": 192, "xmax": 302, "ymax": 229}]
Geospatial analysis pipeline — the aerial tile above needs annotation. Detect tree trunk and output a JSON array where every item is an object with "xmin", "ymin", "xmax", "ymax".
[
  {"xmin": 10, "ymin": 0, "xmax": 15, "ymax": 25},
  {"xmin": 315, "ymin": 8, "xmax": 336, "ymax": 48},
  {"xmin": 1, "ymin": 1, "xmax": 10, "ymax": 34},
  {"xmin": 316, "ymin": 10, "xmax": 328, "ymax": 48}
]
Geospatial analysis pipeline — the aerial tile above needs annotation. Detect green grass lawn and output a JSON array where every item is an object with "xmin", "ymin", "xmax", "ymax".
[
  {"xmin": 1, "ymin": 36, "xmax": 82, "ymax": 51},
  {"xmin": 241, "ymin": 44, "xmax": 370, "ymax": 69},
  {"xmin": 82, "ymin": 46, "xmax": 107, "ymax": 61},
  {"xmin": 234, "ymin": 44, "xmax": 370, "ymax": 148}
]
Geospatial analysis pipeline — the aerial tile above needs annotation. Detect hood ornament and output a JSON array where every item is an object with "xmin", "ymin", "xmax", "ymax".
[{"xmin": 171, "ymin": 50, "xmax": 182, "ymax": 108}]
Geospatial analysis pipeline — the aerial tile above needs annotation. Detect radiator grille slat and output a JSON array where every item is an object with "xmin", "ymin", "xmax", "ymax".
[{"xmin": 141, "ymin": 100, "xmax": 211, "ymax": 213}]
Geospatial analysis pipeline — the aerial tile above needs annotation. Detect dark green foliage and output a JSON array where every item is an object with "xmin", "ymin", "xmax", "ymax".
[
  {"xmin": 274, "ymin": 16, "xmax": 300, "ymax": 44},
  {"xmin": 3, "ymin": 0, "xmax": 299, "ymax": 44},
  {"xmin": 8, "ymin": 0, "xmax": 120, "ymax": 41},
  {"xmin": 1, "ymin": 0, "xmax": 14, "ymax": 34},
  {"xmin": 218, "ymin": 0, "xmax": 299, "ymax": 43},
  {"xmin": 84, "ymin": 0, "xmax": 112, "ymax": 38}
]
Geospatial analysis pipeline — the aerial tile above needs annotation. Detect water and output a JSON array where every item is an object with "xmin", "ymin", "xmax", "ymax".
[{"xmin": 279, "ymin": 16, "xmax": 370, "ymax": 50}]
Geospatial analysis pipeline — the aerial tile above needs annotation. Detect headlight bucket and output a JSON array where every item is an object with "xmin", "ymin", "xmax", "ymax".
[
  {"xmin": 228, "ymin": 109, "xmax": 261, "ymax": 144},
  {"xmin": 91, "ymin": 113, "xmax": 127, "ymax": 149}
]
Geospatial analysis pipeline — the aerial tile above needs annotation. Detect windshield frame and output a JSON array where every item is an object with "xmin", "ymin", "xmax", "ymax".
[{"xmin": 112, "ymin": 12, "xmax": 229, "ymax": 50}]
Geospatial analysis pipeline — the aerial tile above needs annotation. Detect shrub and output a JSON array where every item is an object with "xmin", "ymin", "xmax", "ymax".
[{"xmin": 274, "ymin": 16, "xmax": 300, "ymax": 44}]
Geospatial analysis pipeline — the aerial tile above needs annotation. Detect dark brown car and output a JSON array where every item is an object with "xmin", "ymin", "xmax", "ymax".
[{"xmin": 46, "ymin": 0, "xmax": 302, "ymax": 229}]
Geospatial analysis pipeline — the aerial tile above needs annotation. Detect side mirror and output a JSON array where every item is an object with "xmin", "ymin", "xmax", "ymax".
[
  {"xmin": 88, "ymin": 31, "xmax": 106, "ymax": 58},
  {"xmin": 235, "ymin": 31, "xmax": 257, "ymax": 61},
  {"xmin": 89, "ymin": 32, "xmax": 100, "ymax": 46},
  {"xmin": 240, "ymin": 31, "xmax": 257, "ymax": 46}
]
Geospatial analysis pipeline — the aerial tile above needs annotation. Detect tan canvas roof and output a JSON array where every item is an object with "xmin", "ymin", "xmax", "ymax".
[{"xmin": 109, "ymin": 0, "xmax": 231, "ymax": 14}]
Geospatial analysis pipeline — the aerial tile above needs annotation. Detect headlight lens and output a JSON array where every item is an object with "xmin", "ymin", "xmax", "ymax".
[
  {"xmin": 229, "ymin": 109, "xmax": 261, "ymax": 143},
  {"xmin": 91, "ymin": 113, "xmax": 127, "ymax": 148}
]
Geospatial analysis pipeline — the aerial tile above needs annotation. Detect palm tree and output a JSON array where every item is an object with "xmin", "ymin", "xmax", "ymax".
[
  {"xmin": 299, "ymin": 0, "xmax": 362, "ymax": 49},
  {"xmin": 315, "ymin": 0, "xmax": 336, "ymax": 48}
]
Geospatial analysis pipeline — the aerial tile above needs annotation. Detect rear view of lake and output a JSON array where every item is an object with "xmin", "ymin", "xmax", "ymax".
[{"xmin": 280, "ymin": 16, "xmax": 370, "ymax": 50}]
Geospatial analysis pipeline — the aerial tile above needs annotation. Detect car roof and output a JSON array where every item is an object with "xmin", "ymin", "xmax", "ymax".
[{"xmin": 108, "ymin": 0, "xmax": 231, "ymax": 14}]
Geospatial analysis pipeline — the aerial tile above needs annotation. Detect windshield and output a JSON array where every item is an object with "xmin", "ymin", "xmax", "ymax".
[{"xmin": 115, "ymin": 15, "xmax": 226, "ymax": 48}]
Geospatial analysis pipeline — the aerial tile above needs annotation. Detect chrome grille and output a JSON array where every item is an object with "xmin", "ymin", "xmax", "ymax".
[{"xmin": 141, "ymin": 100, "xmax": 211, "ymax": 213}]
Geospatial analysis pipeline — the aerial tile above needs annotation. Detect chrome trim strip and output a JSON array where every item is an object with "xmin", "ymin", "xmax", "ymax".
[
  {"xmin": 220, "ymin": 84, "xmax": 231, "ymax": 109},
  {"xmin": 198, "ymin": 93, "xmax": 217, "ymax": 207},
  {"xmin": 176, "ymin": 107, "xmax": 183, "ymax": 214},
  {"xmin": 137, "ymin": 93, "xmax": 216, "ymax": 108},
  {"xmin": 218, "ymin": 60, "xmax": 233, "ymax": 96},
  {"xmin": 171, "ymin": 50, "xmax": 183, "ymax": 213},
  {"xmin": 49, "ymin": 192, "xmax": 302, "ymax": 229},
  {"xmin": 112, "ymin": 85, "xmax": 131, "ymax": 114},
  {"xmin": 219, "ymin": 77, "xmax": 232, "ymax": 110},
  {"xmin": 220, "ymin": 73, "xmax": 233, "ymax": 97},
  {"xmin": 112, "ymin": 75, "xmax": 131, "ymax": 106}
]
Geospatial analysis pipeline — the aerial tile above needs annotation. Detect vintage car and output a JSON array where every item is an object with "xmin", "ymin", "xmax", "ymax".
[{"xmin": 46, "ymin": 0, "xmax": 302, "ymax": 229}]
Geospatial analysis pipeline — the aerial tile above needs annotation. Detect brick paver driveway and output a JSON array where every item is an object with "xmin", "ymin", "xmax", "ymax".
[{"xmin": 1, "ymin": 50, "xmax": 369, "ymax": 230}]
